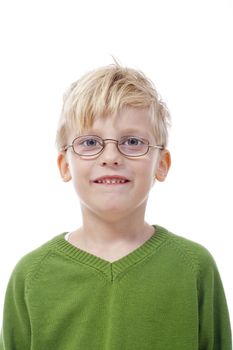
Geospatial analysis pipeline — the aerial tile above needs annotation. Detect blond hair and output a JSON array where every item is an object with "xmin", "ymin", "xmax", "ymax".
[{"xmin": 55, "ymin": 63, "xmax": 171, "ymax": 151}]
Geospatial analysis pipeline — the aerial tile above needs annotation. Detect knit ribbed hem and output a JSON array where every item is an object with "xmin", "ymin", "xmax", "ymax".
[{"xmin": 48, "ymin": 225, "xmax": 170, "ymax": 281}]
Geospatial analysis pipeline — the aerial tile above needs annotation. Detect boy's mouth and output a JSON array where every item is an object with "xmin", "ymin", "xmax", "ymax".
[
  {"xmin": 94, "ymin": 179, "xmax": 130, "ymax": 185},
  {"xmin": 92, "ymin": 175, "xmax": 131, "ymax": 185}
]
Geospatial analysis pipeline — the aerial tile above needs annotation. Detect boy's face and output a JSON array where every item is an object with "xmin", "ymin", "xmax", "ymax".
[{"xmin": 58, "ymin": 107, "xmax": 170, "ymax": 222}]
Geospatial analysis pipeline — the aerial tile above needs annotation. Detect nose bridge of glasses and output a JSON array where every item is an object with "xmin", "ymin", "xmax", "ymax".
[
  {"xmin": 100, "ymin": 139, "xmax": 123, "ymax": 157},
  {"xmin": 102, "ymin": 138, "xmax": 119, "ymax": 150}
]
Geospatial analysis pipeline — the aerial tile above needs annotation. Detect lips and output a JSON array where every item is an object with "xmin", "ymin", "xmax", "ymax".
[{"xmin": 93, "ymin": 175, "xmax": 130, "ymax": 184}]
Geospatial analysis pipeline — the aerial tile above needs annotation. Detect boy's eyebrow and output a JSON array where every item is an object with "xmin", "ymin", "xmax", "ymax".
[{"xmin": 83, "ymin": 128, "xmax": 150, "ymax": 138}]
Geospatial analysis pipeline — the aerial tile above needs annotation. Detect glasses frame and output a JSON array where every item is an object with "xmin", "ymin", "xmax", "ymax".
[{"xmin": 61, "ymin": 135, "xmax": 164, "ymax": 157}]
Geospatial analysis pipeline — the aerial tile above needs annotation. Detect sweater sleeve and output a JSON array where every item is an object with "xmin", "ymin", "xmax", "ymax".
[
  {"xmin": 0, "ymin": 258, "xmax": 31, "ymax": 350},
  {"xmin": 198, "ymin": 248, "xmax": 232, "ymax": 349}
]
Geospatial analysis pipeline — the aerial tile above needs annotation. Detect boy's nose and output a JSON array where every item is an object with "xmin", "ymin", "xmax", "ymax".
[{"xmin": 98, "ymin": 140, "xmax": 123, "ymax": 165}]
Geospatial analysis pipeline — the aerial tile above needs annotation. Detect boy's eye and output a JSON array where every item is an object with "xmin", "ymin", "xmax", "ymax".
[
  {"xmin": 121, "ymin": 137, "xmax": 145, "ymax": 146},
  {"xmin": 82, "ymin": 138, "xmax": 101, "ymax": 147},
  {"xmin": 76, "ymin": 137, "xmax": 102, "ymax": 147}
]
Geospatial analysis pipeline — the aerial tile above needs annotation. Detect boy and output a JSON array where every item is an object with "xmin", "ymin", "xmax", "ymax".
[{"xmin": 0, "ymin": 63, "xmax": 231, "ymax": 349}]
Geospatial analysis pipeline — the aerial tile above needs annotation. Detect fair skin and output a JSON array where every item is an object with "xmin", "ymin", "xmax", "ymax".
[{"xmin": 57, "ymin": 107, "xmax": 171, "ymax": 262}]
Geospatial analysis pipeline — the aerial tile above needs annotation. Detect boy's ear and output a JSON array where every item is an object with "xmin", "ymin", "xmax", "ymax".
[
  {"xmin": 57, "ymin": 153, "xmax": 72, "ymax": 182},
  {"xmin": 155, "ymin": 149, "xmax": 171, "ymax": 182}
]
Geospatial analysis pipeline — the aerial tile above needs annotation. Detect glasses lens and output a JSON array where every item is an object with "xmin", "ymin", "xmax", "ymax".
[
  {"xmin": 119, "ymin": 137, "xmax": 148, "ymax": 156},
  {"xmin": 73, "ymin": 136, "xmax": 103, "ymax": 156}
]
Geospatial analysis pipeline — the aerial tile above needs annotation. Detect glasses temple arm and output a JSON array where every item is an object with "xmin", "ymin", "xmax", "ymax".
[
  {"xmin": 60, "ymin": 145, "xmax": 71, "ymax": 152},
  {"xmin": 149, "ymin": 145, "xmax": 164, "ymax": 150}
]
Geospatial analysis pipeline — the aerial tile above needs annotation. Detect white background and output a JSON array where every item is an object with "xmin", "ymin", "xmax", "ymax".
[{"xmin": 0, "ymin": 0, "xmax": 232, "ymax": 329}]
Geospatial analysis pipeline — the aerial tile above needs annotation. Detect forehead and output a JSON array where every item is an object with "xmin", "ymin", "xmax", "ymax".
[{"xmin": 86, "ymin": 107, "xmax": 153, "ymax": 136}]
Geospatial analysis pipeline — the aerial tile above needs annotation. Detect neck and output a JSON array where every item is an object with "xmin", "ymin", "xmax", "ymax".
[{"xmin": 75, "ymin": 204, "xmax": 154, "ymax": 249}]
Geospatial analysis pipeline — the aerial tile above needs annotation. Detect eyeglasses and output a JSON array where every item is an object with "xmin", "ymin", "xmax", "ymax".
[{"xmin": 62, "ymin": 135, "xmax": 164, "ymax": 157}]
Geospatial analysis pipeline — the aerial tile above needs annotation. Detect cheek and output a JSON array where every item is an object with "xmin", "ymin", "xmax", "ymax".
[
  {"xmin": 139, "ymin": 157, "xmax": 157, "ymax": 179},
  {"xmin": 133, "ymin": 162, "xmax": 157, "ymax": 193},
  {"xmin": 68, "ymin": 163, "xmax": 89, "ymax": 193}
]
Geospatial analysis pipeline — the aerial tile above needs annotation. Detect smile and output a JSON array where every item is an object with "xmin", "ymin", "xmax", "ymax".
[{"xmin": 94, "ymin": 179, "xmax": 130, "ymax": 184}]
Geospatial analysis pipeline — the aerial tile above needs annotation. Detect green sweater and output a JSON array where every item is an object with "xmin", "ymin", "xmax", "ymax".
[{"xmin": 0, "ymin": 225, "xmax": 231, "ymax": 349}]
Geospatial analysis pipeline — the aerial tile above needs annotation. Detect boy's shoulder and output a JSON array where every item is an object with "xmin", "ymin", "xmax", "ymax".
[
  {"xmin": 8, "ymin": 232, "xmax": 66, "ymax": 287},
  {"xmin": 161, "ymin": 226, "xmax": 218, "ymax": 275}
]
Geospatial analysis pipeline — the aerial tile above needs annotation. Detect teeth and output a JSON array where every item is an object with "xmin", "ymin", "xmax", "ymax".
[{"xmin": 97, "ymin": 179, "xmax": 127, "ymax": 184}]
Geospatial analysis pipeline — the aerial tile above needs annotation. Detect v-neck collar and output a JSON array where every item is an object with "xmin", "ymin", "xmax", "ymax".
[{"xmin": 49, "ymin": 225, "xmax": 169, "ymax": 282}]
